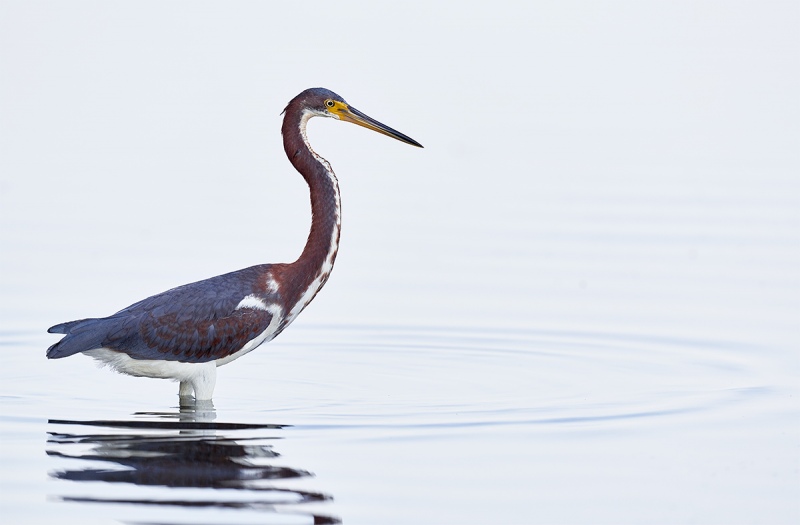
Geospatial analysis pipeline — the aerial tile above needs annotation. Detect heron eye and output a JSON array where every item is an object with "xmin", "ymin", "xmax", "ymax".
[{"xmin": 325, "ymin": 100, "xmax": 335, "ymax": 108}]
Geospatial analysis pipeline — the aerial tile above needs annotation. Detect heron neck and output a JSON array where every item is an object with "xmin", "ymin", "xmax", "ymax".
[{"xmin": 281, "ymin": 110, "xmax": 341, "ymax": 307}]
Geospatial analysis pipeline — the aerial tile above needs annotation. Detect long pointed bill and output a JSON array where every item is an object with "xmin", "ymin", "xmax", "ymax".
[{"xmin": 337, "ymin": 105, "xmax": 423, "ymax": 148}]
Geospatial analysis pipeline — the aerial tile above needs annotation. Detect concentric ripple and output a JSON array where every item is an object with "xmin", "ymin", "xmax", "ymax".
[
  {"xmin": 0, "ymin": 325, "xmax": 780, "ymax": 524},
  {"xmin": 229, "ymin": 324, "xmax": 773, "ymax": 434}
]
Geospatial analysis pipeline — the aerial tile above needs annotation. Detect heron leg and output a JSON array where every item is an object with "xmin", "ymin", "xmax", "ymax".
[
  {"xmin": 179, "ymin": 381, "xmax": 194, "ymax": 397},
  {"xmin": 190, "ymin": 363, "xmax": 217, "ymax": 401}
]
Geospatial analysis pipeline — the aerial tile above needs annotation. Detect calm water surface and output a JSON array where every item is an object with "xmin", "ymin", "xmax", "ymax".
[{"xmin": 1, "ymin": 320, "xmax": 797, "ymax": 524}]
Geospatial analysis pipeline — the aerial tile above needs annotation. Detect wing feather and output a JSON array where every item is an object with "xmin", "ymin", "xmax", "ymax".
[{"xmin": 47, "ymin": 265, "xmax": 278, "ymax": 363}]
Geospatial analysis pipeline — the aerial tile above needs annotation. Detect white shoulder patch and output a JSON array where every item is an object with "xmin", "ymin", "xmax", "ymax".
[
  {"xmin": 236, "ymin": 294, "xmax": 269, "ymax": 311},
  {"xmin": 266, "ymin": 275, "xmax": 280, "ymax": 293}
]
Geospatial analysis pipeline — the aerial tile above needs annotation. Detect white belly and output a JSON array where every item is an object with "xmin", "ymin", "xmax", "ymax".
[{"xmin": 84, "ymin": 348, "xmax": 217, "ymax": 382}]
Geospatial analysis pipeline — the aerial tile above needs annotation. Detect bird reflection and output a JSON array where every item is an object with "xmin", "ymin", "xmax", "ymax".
[{"xmin": 46, "ymin": 402, "xmax": 339, "ymax": 524}]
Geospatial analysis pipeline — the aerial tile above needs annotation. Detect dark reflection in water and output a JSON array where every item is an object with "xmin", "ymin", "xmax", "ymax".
[{"xmin": 46, "ymin": 402, "xmax": 340, "ymax": 524}]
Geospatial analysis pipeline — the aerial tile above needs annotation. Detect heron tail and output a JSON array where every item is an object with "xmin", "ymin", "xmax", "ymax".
[{"xmin": 47, "ymin": 318, "xmax": 107, "ymax": 359}]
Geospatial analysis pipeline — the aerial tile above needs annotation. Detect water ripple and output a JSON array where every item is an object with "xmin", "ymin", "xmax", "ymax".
[{"xmin": 232, "ymin": 324, "xmax": 776, "ymax": 435}]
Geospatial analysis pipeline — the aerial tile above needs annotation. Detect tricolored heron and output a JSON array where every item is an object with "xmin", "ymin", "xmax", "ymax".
[{"xmin": 46, "ymin": 88, "xmax": 422, "ymax": 400}]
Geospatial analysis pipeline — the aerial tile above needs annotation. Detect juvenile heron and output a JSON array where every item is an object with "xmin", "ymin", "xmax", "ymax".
[{"xmin": 47, "ymin": 88, "xmax": 422, "ymax": 400}]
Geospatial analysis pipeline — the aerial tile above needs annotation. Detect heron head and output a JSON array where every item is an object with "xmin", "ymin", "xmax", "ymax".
[{"xmin": 292, "ymin": 88, "xmax": 423, "ymax": 148}]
